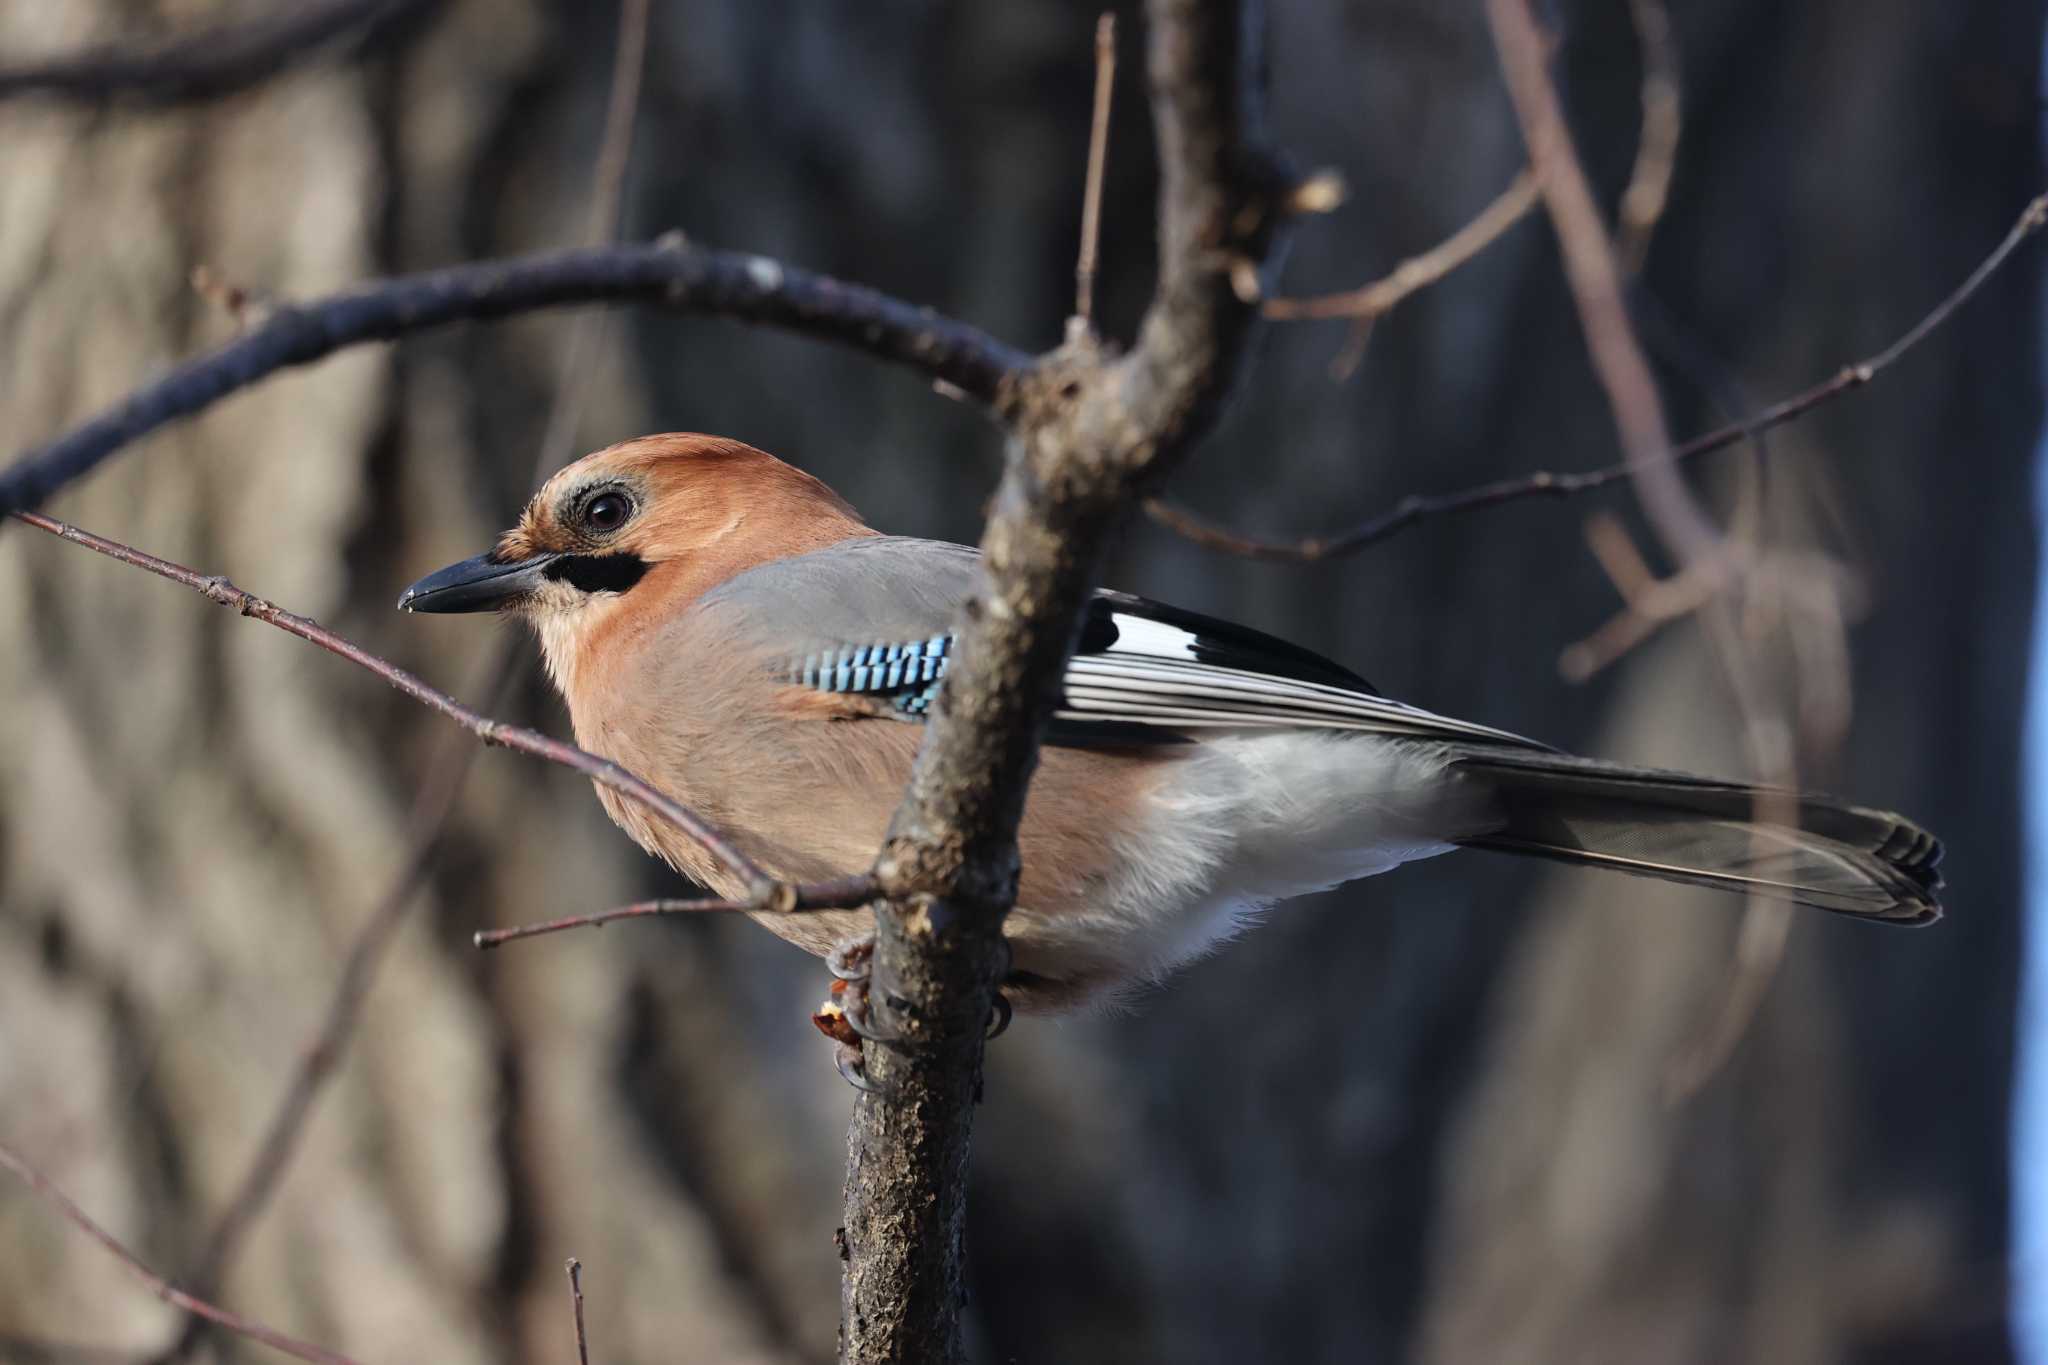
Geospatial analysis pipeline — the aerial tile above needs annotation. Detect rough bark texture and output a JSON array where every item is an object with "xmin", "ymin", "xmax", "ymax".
[
  {"xmin": 0, "ymin": 1, "xmax": 2037, "ymax": 1363},
  {"xmin": 843, "ymin": 4, "xmax": 1288, "ymax": 1358}
]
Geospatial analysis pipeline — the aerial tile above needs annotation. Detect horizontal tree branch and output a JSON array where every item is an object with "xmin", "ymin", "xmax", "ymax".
[
  {"xmin": 9, "ymin": 508, "xmax": 787, "ymax": 903},
  {"xmin": 0, "ymin": 1139, "xmax": 362, "ymax": 1365},
  {"xmin": 0, "ymin": 241, "xmax": 1034, "ymax": 517},
  {"xmin": 474, "ymin": 875, "xmax": 882, "ymax": 949},
  {"xmin": 1145, "ymin": 188, "xmax": 2048, "ymax": 562},
  {"xmin": 0, "ymin": 0, "xmax": 443, "ymax": 105}
]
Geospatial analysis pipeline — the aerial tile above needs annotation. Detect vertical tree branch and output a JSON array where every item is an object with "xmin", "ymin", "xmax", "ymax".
[
  {"xmin": 1073, "ymin": 13, "xmax": 1119, "ymax": 327},
  {"xmin": 1488, "ymin": 0, "xmax": 1719, "ymax": 566},
  {"xmin": 566, "ymin": 1258, "xmax": 592, "ymax": 1365},
  {"xmin": 837, "ymin": 2, "xmax": 1290, "ymax": 1361},
  {"xmin": 1616, "ymin": 0, "xmax": 1681, "ymax": 269}
]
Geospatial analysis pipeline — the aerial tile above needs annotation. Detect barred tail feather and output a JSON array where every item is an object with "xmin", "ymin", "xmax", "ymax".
[{"xmin": 1448, "ymin": 749, "xmax": 1942, "ymax": 924}]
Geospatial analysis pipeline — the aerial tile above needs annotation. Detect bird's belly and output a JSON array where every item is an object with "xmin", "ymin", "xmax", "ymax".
[
  {"xmin": 590, "ymin": 708, "xmax": 1491, "ymax": 1013},
  {"xmin": 1002, "ymin": 732, "xmax": 1490, "ymax": 1009}
]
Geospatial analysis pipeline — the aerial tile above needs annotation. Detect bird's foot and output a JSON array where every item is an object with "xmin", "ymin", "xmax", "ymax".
[
  {"xmin": 810, "ymin": 930, "xmax": 1016, "ymax": 1089},
  {"xmin": 814, "ymin": 930, "xmax": 897, "ymax": 1090},
  {"xmin": 830, "ymin": 1038, "xmax": 879, "ymax": 1092},
  {"xmin": 818, "ymin": 930, "xmax": 902, "ymax": 1043}
]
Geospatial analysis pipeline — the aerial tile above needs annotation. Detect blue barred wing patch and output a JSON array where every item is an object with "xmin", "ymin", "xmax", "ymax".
[{"xmin": 792, "ymin": 635, "xmax": 952, "ymax": 716}]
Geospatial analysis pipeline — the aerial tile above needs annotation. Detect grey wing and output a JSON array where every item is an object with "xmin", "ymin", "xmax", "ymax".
[
  {"xmin": 712, "ymin": 535, "xmax": 1549, "ymax": 751},
  {"xmin": 699, "ymin": 535, "xmax": 982, "ymax": 660}
]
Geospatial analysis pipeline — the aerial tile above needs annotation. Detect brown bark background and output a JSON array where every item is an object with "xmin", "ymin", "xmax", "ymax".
[{"xmin": 0, "ymin": 1, "xmax": 2037, "ymax": 1362}]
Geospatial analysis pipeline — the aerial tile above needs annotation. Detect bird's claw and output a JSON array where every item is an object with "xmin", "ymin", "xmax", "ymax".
[
  {"xmin": 813, "ymin": 994, "xmax": 887, "ymax": 1092},
  {"xmin": 838, "ymin": 976, "xmax": 906, "ymax": 1044},
  {"xmin": 826, "ymin": 932, "xmax": 875, "ymax": 982},
  {"xmin": 985, "ymin": 934, "xmax": 1015, "ymax": 1038},
  {"xmin": 832, "ymin": 1040, "xmax": 880, "ymax": 1092}
]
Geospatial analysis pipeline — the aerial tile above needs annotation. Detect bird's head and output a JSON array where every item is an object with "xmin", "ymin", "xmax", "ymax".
[{"xmin": 398, "ymin": 433, "xmax": 872, "ymax": 680}]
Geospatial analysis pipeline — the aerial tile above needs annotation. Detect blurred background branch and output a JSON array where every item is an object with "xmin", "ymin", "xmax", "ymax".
[
  {"xmin": 1144, "ymin": 193, "xmax": 2047, "ymax": 563},
  {"xmin": 0, "ymin": 0, "xmax": 444, "ymax": 106},
  {"xmin": 0, "ymin": 1140, "xmax": 363, "ymax": 1365}
]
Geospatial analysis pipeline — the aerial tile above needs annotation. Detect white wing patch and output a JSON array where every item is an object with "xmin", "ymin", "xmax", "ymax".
[{"xmin": 1102, "ymin": 613, "xmax": 1200, "ymax": 660}]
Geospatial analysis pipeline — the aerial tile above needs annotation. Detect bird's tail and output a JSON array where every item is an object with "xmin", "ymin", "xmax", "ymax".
[{"xmin": 1446, "ymin": 748, "xmax": 1943, "ymax": 924}]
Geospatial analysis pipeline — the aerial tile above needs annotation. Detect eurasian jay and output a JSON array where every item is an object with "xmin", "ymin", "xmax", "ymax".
[{"xmin": 400, "ymin": 433, "xmax": 1941, "ymax": 1014}]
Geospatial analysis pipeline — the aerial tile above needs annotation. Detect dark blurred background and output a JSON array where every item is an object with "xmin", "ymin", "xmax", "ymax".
[{"xmin": 0, "ymin": 1, "xmax": 2040, "ymax": 1361}]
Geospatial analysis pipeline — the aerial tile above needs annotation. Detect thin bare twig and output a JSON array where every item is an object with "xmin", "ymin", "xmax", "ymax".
[
  {"xmin": 1073, "ymin": 13, "xmax": 1118, "ymax": 327},
  {"xmin": 1266, "ymin": 167, "xmax": 1537, "ymax": 378},
  {"xmin": 1145, "ymin": 189, "xmax": 2048, "ymax": 561},
  {"xmin": 8, "ymin": 509, "xmax": 781, "ymax": 901},
  {"xmin": 1617, "ymin": 0, "xmax": 1681, "ymax": 270},
  {"xmin": 0, "ymin": 242, "xmax": 1032, "ymax": 517},
  {"xmin": 475, "ymin": 876, "xmax": 881, "ymax": 949},
  {"xmin": 567, "ymin": 1259, "xmax": 591, "ymax": 1365},
  {"xmin": 0, "ymin": 0, "xmax": 442, "ymax": 105},
  {"xmin": 0, "ymin": 1140, "xmax": 363, "ymax": 1365},
  {"xmin": 1263, "ymin": 169, "xmax": 1538, "ymax": 321}
]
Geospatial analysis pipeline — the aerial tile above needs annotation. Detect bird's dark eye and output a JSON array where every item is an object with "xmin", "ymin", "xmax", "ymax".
[{"xmin": 583, "ymin": 492, "xmax": 631, "ymax": 533}]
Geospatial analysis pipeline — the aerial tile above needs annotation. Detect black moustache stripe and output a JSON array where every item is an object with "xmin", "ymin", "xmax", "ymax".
[{"xmin": 543, "ymin": 553, "xmax": 649, "ymax": 595}]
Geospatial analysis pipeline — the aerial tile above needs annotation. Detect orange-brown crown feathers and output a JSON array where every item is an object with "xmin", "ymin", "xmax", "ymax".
[{"xmin": 495, "ymin": 433, "xmax": 872, "ymax": 571}]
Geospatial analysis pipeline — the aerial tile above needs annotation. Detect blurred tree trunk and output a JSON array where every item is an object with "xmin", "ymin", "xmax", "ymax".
[{"xmin": 0, "ymin": 1, "xmax": 2035, "ymax": 1362}]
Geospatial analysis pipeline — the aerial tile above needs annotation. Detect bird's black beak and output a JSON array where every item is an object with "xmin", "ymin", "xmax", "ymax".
[{"xmin": 397, "ymin": 552, "xmax": 560, "ymax": 614}]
